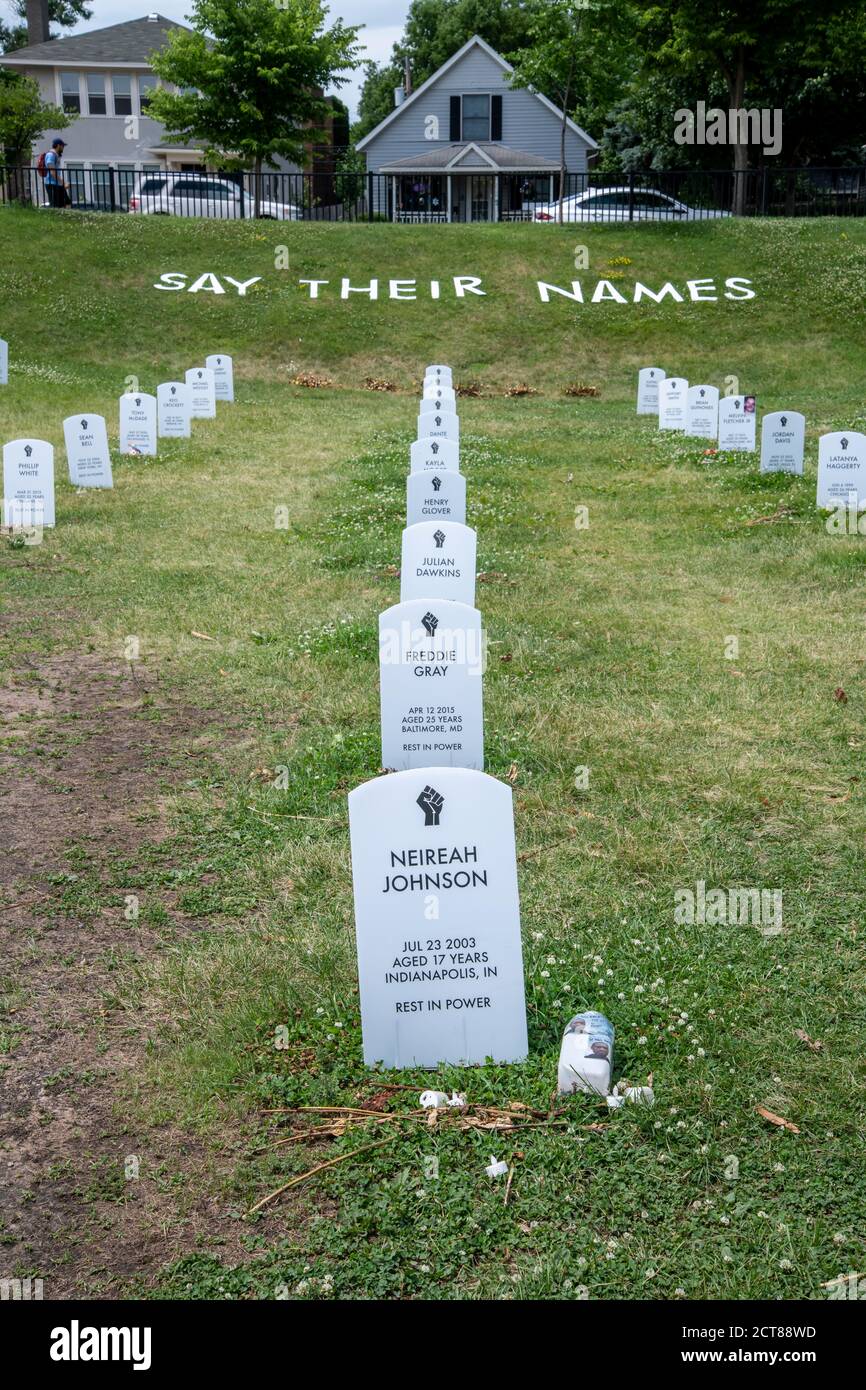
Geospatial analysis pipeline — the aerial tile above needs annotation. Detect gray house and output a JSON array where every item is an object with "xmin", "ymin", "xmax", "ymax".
[
  {"xmin": 2, "ymin": 12, "xmax": 300, "ymax": 206},
  {"xmin": 357, "ymin": 35, "xmax": 598, "ymax": 222}
]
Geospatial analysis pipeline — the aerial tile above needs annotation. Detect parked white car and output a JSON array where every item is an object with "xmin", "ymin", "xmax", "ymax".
[
  {"xmin": 128, "ymin": 172, "xmax": 301, "ymax": 220},
  {"xmin": 531, "ymin": 187, "xmax": 730, "ymax": 222}
]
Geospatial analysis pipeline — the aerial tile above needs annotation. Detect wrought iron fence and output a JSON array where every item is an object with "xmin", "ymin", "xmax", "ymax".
[{"xmin": 2, "ymin": 164, "xmax": 864, "ymax": 222}]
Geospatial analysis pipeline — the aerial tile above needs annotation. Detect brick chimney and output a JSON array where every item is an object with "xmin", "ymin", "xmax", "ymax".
[{"xmin": 26, "ymin": 0, "xmax": 50, "ymax": 46}]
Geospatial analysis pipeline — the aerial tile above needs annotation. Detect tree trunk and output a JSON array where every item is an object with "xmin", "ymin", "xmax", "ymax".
[
  {"xmin": 728, "ymin": 47, "xmax": 748, "ymax": 217},
  {"xmin": 254, "ymin": 154, "xmax": 262, "ymax": 219},
  {"xmin": 558, "ymin": 51, "xmax": 575, "ymax": 225}
]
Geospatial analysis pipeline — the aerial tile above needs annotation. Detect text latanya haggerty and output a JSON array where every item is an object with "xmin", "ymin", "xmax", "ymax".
[{"xmin": 153, "ymin": 271, "xmax": 757, "ymax": 303}]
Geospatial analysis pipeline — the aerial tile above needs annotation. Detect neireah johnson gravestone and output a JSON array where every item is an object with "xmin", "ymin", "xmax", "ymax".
[{"xmin": 348, "ymin": 767, "xmax": 528, "ymax": 1067}]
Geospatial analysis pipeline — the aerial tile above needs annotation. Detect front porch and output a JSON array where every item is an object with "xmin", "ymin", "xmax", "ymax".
[{"xmin": 377, "ymin": 143, "xmax": 560, "ymax": 223}]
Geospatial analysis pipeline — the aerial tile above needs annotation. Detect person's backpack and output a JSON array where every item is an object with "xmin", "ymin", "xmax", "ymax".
[{"xmin": 36, "ymin": 151, "xmax": 48, "ymax": 179}]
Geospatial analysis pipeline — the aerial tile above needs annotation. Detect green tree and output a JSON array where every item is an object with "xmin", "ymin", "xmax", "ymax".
[
  {"xmin": 509, "ymin": 1, "xmax": 586, "ymax": 220},
  {"xmin": 632, "ymin": 0, "xmax": 859, "ymax": 209},
  {"xmin": 147, "ymin": 0, "xmax": 360, "ymax": 216},
  {"xmin": 0, "ymin": 1, "xmax": 92, "ymax": 53}
]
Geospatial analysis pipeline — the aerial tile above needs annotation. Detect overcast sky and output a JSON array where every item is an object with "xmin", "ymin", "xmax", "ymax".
[{"xmin": 64, "ymin": 1, "xmax": 408, "ymax": 118}]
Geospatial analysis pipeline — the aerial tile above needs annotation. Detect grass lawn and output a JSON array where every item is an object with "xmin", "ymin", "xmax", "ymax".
[{"xmin": 1, "ymin": 205, "xmax": 864, "ymax": 1301}]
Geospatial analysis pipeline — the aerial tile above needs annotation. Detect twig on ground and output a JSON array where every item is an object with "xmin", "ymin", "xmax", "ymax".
[{"xmin": 248, "ymin": 1134, "xmax": 400, "ymax": 1213}]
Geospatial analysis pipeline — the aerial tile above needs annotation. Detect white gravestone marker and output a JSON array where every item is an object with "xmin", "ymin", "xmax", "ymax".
[
  {"xmin": 426, "ymin": 364, "xmax": 453, "ymax": 383},
  {"xmin": 406, "ymin": 468, "xmax": 466, "ymax": 526},
  {"xmin": 816, "ymin": 431, "xmax": 866, "ymax": 509},
  {"xmin": 205, "ymin": 353, "xmax": 234, "ymax": 402},
  {"xmin": 420, "ymin": 391, "xmax": 457, "ymax": 414},
  {"xmin": 0, "ymin": 338, "xmax": 8, "ymax": 386},
  {"xmin": 185, "ymin": 367, "xmax": 217, "ymax": 419},
  {"xmin": 3, "ymin": 438, "xmax": 55, "ymax": 527},
  {"xmin": 410, "ymin": 437, "xmax": 459, "ymax": 473},
  {"xmin": 637, "ymin": 366, "xmax": 665, "ymax": 415},
  {"xmin": 760, "ymin": 411, "xmax": 805, "ymax": 474},
  {"xmin": 658, "ymin": 377, "xmax": 688, "ymax": 430},
  {"xmin": 157, "ymin": 382, "xmax": 192, "ymax": 438},
  {"xmin": 348, "ymin": 767, "xmax": 528, "ymax": 1068},
  {"xmin": 63, "ymin": 415, "xmax": 112, "ymax": 488},
  {"xmin": 379, "ymin": 598, "xmax": 484, "ymax": 771},
  {"xmin": 686, "ymin": 385, "xmax": 720, "ymax": 439},
  {"xmin": 718, "ymin": 395, "xmax": 757, "ymax": 451},
  {"xmin": 418, "ymin": 410, "xmax": 459, "ymax": 445},
  {"xmin": 119, "ymin": 393, "xmax": 157, "ymax": 456},
  {"xmin": 400, "ymin": 521, "xmax": 476, "ymax": 607}
]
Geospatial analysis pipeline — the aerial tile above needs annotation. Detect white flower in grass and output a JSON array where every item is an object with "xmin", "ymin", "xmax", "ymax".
[
  {"xmin": 540, "ymin": 970, "xmax": 550, "ymax": 978},
  {"xmin": 779, "ymin": 1258, "xmax": 793, "ymax": 1271},
  {"xmin": 638, "ymin": 1036, "xmax": 648, "ymax": 1046}
]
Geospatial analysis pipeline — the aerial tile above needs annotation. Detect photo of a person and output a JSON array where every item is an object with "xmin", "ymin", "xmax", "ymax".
[
  {"xmin": 565, "ymin": 1016, "xmax": 587, "ymax": 1035},
  {"xmin": 585, "ymin": 1040, "xmax": 610, "ymax": 1060}
]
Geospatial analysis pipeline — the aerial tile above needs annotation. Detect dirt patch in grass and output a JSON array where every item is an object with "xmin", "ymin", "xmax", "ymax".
[{"xmin": 0, "ymin": 617, "xmax": 257, "ymax": 1297}]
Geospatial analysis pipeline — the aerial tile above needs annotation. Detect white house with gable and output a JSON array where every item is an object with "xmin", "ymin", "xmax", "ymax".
[{"xmin": 357, "ymin": 35, "xmax": 598, "ymax": 222}]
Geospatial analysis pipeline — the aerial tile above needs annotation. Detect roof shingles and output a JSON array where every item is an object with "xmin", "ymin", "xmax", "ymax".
[{"xmin": 1, "ymin": 15, "xmax": 187, "ymax": 66}]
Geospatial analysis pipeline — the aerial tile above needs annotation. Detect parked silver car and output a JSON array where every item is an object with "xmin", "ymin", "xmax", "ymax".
[
  {"xmin": 532, "ymin": 187, "xmax": 730, "ymax": 222},
  {"xmin": 128, "ymin": 172, "xmax": 301, "ymax": 220}
]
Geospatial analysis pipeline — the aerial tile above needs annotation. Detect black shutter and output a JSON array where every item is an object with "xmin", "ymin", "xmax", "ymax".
[
  {"xmin": 491, "ymin": 94, "xmax": 502, "ymax": 141},
  {"xmin": 449, "ymin": 95, "xmax": 461, "ymax": 141}
]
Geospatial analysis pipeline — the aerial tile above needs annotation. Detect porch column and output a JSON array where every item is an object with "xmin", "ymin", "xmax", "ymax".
[
  {"xmin": 392, "ymin": 176, "xmax": 397, "ymax": 222},
  {"xmin": 447, "ymin": 174, "xmax": 452, "ymax": 223}
]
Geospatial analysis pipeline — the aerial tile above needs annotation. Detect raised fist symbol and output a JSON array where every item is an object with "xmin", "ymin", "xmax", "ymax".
[
  {"xmin": 433, "ymin": 529, "xmax": 445, "ymax": 548},
  {"xmin": 422, "ymin": 612, "xmax": 438, "ymax": 636},
  {"xmin": 417, "ymin": 785, "xmax": 444, "ymax": 827},
  {"xmin": 431, "ymin": 475, "xmax": 442, "ymax": 492}
]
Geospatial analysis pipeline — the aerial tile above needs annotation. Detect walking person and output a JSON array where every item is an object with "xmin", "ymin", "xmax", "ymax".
[{"xmin": 44, "ymin": 139, "xmax": 70, "ymax": 208}]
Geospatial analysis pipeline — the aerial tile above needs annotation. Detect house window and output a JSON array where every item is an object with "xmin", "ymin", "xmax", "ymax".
[
  {"xmin": 60, "ymin": 72, "xmax": 81, "ymax": 114},
  {"xmin": 86, "ymin": 73, "xmax": 106, "ymax": 115},
  {"xmin": 112, "ymin": 75, "xmax": 132, "ymax": 116},
  {"xmin": 461, "ymin": 95, "xmax": 490, "ymax": 141},
  {"xmin": 139, "ymin": 73, "xmax": 157, "ymax": 113}
]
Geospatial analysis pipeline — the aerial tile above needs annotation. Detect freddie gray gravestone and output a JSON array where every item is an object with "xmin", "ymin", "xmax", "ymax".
[
  {"xmin": 205, "ymin": 353, "xmax": 234, "ymax": 402},
  {"xmin": 637, "ymin": 366, "xmax": 665, "ymax": 415},
  {"xmin": 379, "ymin": 598, "xmax": 484, "ymax": 771},
  {"xmin": 348, "ymin": 767, "xmax": 528, "ymax": 1067},
  {"xmin": 418, "ymin": 410, "xmax": 459, "ymax": 445},
  {"xmin": 406, "ymin": 468, "xmax": 466, "ymax": 525},
  {"xmin": 119, "ymin": 393, "xmax": 157, "ymax": 456},
  {"xmin": 718, "ymin": 395, "xmax": 757, "ymax": 451},
  {"xmin": 760, "ymin": 411, "xmax": 805, "ymax": 474},
  {"xmin": 686, "ymin": 385, "xmax": 719, "ymax": 439},
  {"xmin": 410, "ymin": 437, "xmax": 460, "ymax": 473},
  {"xmin": 658, "ymin": 377, "xmax": 688, "ymax": 430},
  {"xmin": 63, "ymin": 415, "xmax": 112, "ymax": 488},
  {"xmin": 185, "ymin": 367, "xmax": 217, "ymax": 419},
  {"xmin": 3, "ymin": 438, "xmax": 55, "ymax": 527},
  {"xmin": 816, "ymin": 431, "xmax": 866, "ymax": 508},
  {"xmin": 0, "ymin": 338, "xmax": 7, "ymax": 386},
  {"xmin": 400, "ymin": 520, "xmax": 476, "ymax": 607},
  {"xmin": 157, "ymin": 382, "xmax": 192, "ymax": 438}
]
